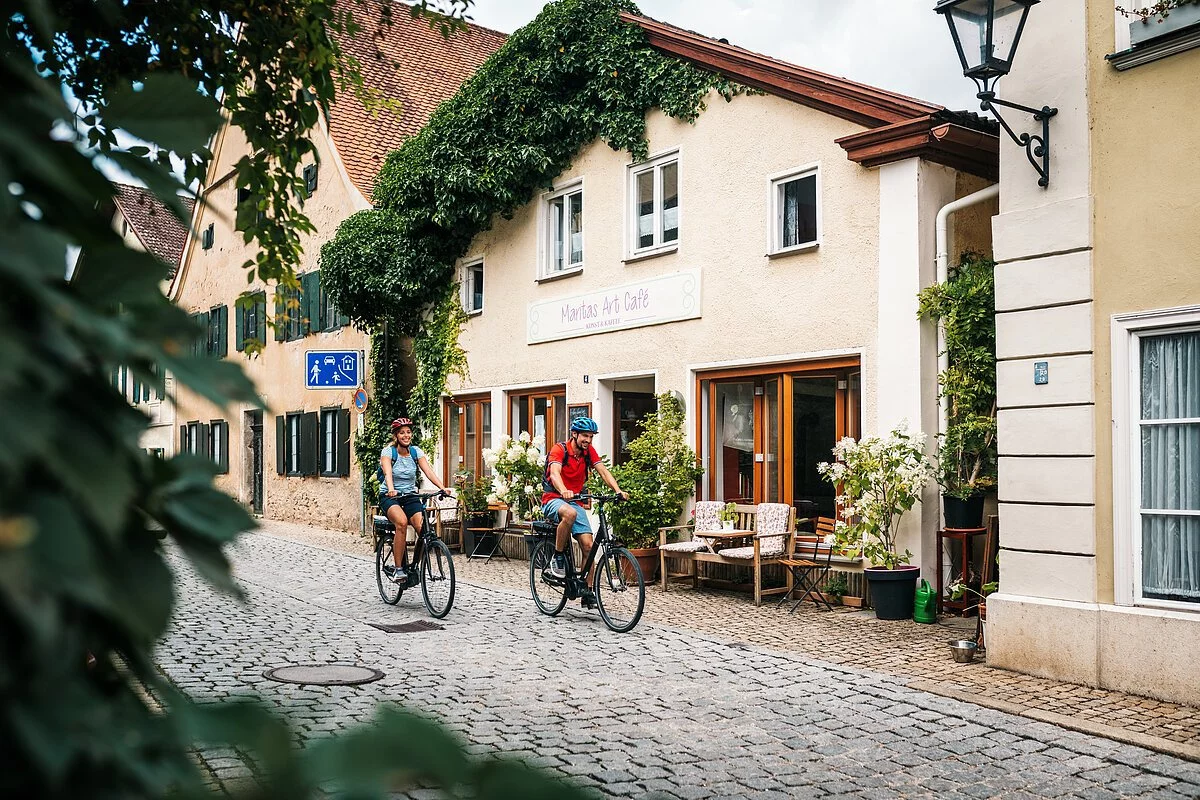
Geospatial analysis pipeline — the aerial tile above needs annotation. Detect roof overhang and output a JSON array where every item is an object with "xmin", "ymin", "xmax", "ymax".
[{"xmin": 835, "ymin": 117, "xmax": 999, "ymax": 181}]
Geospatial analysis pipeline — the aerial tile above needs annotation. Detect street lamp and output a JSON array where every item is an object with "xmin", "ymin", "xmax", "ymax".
[{"xmin": 935, "ymin": 0, "xmax": 1058, "ymax": 187}]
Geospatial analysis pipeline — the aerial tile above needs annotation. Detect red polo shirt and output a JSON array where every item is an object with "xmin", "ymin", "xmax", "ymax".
[{"xmin": 541, "ymin": 440, "xmax": 601, "ymax": 504}]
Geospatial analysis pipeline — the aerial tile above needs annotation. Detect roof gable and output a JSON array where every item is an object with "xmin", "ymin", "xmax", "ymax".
[{"xmin": 112, "ymin": 183, "xmax": 194, "ymax": 275}]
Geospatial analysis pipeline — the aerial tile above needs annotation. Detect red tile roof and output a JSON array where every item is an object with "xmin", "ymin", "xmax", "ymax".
[
  {"xmin": 112, "ymin": 183, "xmax": 195, "ymax": 275},
  {"xmin": 328, "ymin": 10, "xmax": 506, "ymax": 200}
]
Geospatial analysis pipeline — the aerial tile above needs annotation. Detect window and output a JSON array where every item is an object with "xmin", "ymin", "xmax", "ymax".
[
  {"xmin": 311, "ymin": 270, "xmax": 348, "ymax": 332},
  {"xmin": 147, "ymin": 448, "xmax": 165, "ymax": 459},
  {"xmin": 319, "ymin": 407, "xmax": 351, "ymax": 477},
  {"xmin": 303, "ymin": 163, "xmax": 319, "ymax": 197},
  {"xmin": 209, "ymin": 419, "xmax": 229, "ymax": 474},
  {"xmin": 236, "ymin": 291, "xmax": 267, "ymax": 352},
  {"xmin": 190, "ymin": 306, "xmax": 228, "ymax": 357},
  {"xmin": 444, "ymin": 395, "xmax": 492, "ymax": 484},
  {"xmin": 770, "ymin": 166, "xmax": 820, "ymax": 254},
  {"xmin": 180, "ymin": 420, "xmax": 209, "ymax": 458},
  {"xmin": 543, "ymin": 183, "xmax": 583, "ymax": 277},
  {"xmin": 275, "ymin": 283, "xmax": 304, "ymax": 342},
  {"xmin": 276, "ymin": 411, "xmax": 318, "ymax": 476},
  {"xmin": 1114, "ymin": 309, "xmax": 1200, "ymax": 609},
  {"xmin": 629, "ymin": 152, "xmax": 679, "ymax": 255},
  {"xmin": 201, "ymin": 223, "xmax": 214, "ymax": 250},
  {"xmin": 509, "ymin": 389, "xmax": 566, "ymax": 446},
  {"xmin": 463, "ymin": 260, "xmax": 484, "ymax": 314}
]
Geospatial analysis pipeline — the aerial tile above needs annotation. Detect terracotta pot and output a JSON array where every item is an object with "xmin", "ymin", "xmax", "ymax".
[{"xmin": 626, "ymin": 547, "xmax": 660, "ymax": 582}]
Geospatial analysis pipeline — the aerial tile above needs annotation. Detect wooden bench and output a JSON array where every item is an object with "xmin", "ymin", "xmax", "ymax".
[{"xmin": 658, "ymin": 503, "xmax": 796, "ymax": 606}]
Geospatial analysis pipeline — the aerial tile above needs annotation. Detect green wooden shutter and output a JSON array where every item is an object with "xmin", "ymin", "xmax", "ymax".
[
  {"xmin": 218, "ymin": 421, "xmax": 229, "ymax": 473},
  {"xmin": 275, "ymin": 415, "xmax": 286, "ymax": 474},
  {"xmin": 337, "ymin": 408, "xmax": 351, "ymax": 477},
  {"xmin": 274, "ymin": 290, "xmax": 287, "ymax": 341},
  {"xmin": 235, "ymin": 300, "xmax": 245, "ymax": 352},
  {"xmin": 180, "ymin": 425, "xmax": 187, "ymax": 453},
  {"xmin": 130, "ymin": 376, "xmax": 139, "ymax": 405},
  {"xmin": 301, "ymin": 272, "xmax": 319, "ymax": 335},
  {"xmin": 300, "ymin": 411, "xmax": 319, "ymax": 476},
  {"xmin": 214, "ymin": 305, "xmax": 228, "ymax": 357},
  {"xmin": 255, "ymin": 292, "xmax": 267, "ymax": 346},
  {"xmin": 198, "ymin": 423, "xmax": 211, "ymax": 459}
]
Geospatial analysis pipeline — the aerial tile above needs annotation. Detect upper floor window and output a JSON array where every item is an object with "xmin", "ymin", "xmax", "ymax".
[
  {"xmin": 303, "ymin": 163, "xmax": 319, "ymax": 197},
  {"xmin": 201, "ymin": 222, "xmax": 214, "ymax": 250},
  {"xmin": 190, "ymin": 305, "xmax": 228, "ymax": 357},
  {"xmin": 769, "ymin": 165, "xmax": 820, "ymax": 256},
  {"xmin": 543, "ymin": 183, "xmax": 583, "ymax": 278},
  {"xmin": 236, "ymin": 291, "xmax": 267, "ymax": 352},
  {"xmin": 629, "ymin": 152, "xmax": 679, "ymax": 256},
  {"xmin": 209, "ymin": 419, "xmax": 229, "ymax": 474},
  {"xmin": 463, "ymin": 260, "xmax": 484, "ymax": 315}
]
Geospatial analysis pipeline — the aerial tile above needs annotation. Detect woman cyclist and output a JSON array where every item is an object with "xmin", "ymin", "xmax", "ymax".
[{"xmin": 380, "ymin": 417, "xmax": 448, "ymax": 585}]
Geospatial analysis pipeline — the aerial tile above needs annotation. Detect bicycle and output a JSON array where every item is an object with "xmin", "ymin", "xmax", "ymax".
[
  {"xmin": 528, "ymin": 492, "xmax": 645, "ymax": 633},
  {"xmin": 374, "ymin": 490, "xmax": 456, "ymax": 619}
]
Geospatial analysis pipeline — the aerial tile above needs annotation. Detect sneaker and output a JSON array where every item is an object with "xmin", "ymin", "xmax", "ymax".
[
  {"xmin": 389, "ymin": 566, "xmax": 408, "ymax": 584},
  {"xmin": 580, "ymin": 588, "xmax": 597, "ymax": 609},
  {"xmin": 545, "ymin": 552, "xmax": 568, "ymax": 580}
]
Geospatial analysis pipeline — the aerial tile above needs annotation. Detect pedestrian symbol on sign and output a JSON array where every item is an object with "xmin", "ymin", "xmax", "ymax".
[{"xmin": 305, "ymin": 350, "xmax": 361, "ymax": 389}]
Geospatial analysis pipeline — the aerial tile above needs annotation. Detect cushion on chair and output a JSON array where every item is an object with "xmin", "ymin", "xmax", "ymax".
[
  {"xmin": 435, "ymin": 494, "xmax": 460, "ymax": 523},
  {"xmin": 661, "ymin": 540, "xmax": 710, "ymax": 553},
  {"xmin": 754, "ymin": 503, "xmax": 791, "ymax": 558},
  {"xmin": 692, "ymin": 501, "xmax": 722, "ymax": 533},
  {"xmin": 718, "ymin": 546, "xmax": 756, "ymax": 560}
]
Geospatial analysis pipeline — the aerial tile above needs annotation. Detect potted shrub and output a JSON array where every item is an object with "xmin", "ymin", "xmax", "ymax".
[
  {"xmin": 483, "ymin": 432, "xmax": 545, "ymax": 522},
  {"xmin": 454, "ymin": 470, "xmax": 492, "ymax": 554},
  {"xmin": 823, "ymin": 572, "xmax": 849, "ymax": 606},
  {"xmin": 918, "ymin": 251, "xmax": 997, "ymax": 530},
  {"xmin": 817, "ymin": 423, "xmax": 935, "ymax": 620},
  {"xmin": 601, "ymin": 392, "xmax": 704, "ymax": 581},
  {"xmin": 717, "ymin": 503, "xmax": 738, "ymax": 531}
]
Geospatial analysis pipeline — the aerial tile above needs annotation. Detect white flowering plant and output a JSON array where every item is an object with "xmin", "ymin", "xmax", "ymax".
[
  {"xmin": 816, "ymin": 423, "xmax": 935, "ymax": 570},
  {"xmin": 482, "ymin": 432, "xmax": 546, "ymax": 520}
]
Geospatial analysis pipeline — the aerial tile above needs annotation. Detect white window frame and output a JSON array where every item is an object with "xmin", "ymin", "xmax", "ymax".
[
  {"xmin": 287, "ymin": 412, "xmax": 302, "ymax": 475},
  {"xmin": 767, "ymin": 163, "xmax": 821, "ymax": 256},
  {"xmin": 1112, "ymin": 304, "xmax": 1200, "ymax": 611},
  {"xmin": 626, "ymin": 149, "xmax": 680, "ymax": 259},
  {"xmin": 538, "ymin": 179, "xmax": 584, "ymax": 280},
  {"xmin": 209, "ymin": 420, "xmax": 225, "ymax": 467},
  {"xmin": 320, "ymin": 408, "xmax": 338, "ymax": 475},
  {"xmin": 461, "ymin": 258, "xmax": 484, "ymax": 315}
]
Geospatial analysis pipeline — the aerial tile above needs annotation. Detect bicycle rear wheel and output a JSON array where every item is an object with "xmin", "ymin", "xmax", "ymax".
[
  {"xmin": 529, "ymin": 540, "xmax": 568, "ymax": 616},
  {"xmin": 421, "ymin": 538, "xmax": 456, "ymax": 619},
  {"xmin": 594, "ymin": 546, "xmax": 645, "ymax": 633},
  {"xmin": 376, "ymin": 537, "xmax": 403, "ymax": 605}
]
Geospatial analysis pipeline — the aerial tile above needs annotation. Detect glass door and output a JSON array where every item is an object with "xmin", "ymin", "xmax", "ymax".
[
  {"xmin": 789, "ymin": 376, "xmax": 839, "ymax": 519},
  {"xmin": 714, "ymin": 381, "xmax": 756, "ymax": 503}
]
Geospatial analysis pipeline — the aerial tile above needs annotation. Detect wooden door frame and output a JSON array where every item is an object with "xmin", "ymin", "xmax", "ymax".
[{"xmin": 442, "ymin": 393, "xmax": 491, "ymax": 484}]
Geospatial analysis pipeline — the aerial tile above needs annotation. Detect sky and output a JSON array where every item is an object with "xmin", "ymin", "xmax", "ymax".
[{"xmin": 463, "ymin": 0, "xmax": 981, "ymax": 112}]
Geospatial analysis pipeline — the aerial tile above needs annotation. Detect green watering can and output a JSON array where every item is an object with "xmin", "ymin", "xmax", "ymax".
[{"xmin": 913, "ymin": 579, "xmax": 937, "ymax": 624}]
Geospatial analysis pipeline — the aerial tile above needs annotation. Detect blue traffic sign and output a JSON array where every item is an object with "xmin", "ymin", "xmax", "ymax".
[{"xmin": 306, "ymin": 350, "xmax": 361, "ymax": 389}]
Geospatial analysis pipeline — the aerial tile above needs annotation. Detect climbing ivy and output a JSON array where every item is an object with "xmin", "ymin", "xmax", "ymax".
[{"xmin": 321, "ymin": 0, "xmax": 748, "ymax": 474}]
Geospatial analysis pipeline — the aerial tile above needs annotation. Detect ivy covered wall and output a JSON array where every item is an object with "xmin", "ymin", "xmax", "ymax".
[{"xmin": 320, "ymin": 0, "xmax": 748, "ymax": 483}]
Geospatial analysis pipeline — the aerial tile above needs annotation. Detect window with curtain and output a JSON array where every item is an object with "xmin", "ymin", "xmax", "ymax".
[
  {"xmin": 1138, "ymin": 330, "xmax": 1200, "ymax": 604},
  {"xmin": 771, "ymin": 167, "xmax": 819, "ymax": 253},
  {"xmin": 544, "ymin": 184, "xmax": 583, "ymax": 277},
  {"xmin": 629, "ymin": 152, "xmax": 679, "ymax": 255}
]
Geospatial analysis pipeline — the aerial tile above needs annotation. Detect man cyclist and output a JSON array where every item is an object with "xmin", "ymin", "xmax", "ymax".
[{"xmin": 541, "ymin": 416, "xmax": 627, "ymax": 608}]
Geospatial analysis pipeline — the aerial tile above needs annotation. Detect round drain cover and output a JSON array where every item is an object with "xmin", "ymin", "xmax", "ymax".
[{"xmin": 263, "ymin": 664, "xmax": 384, "ymax": 686}]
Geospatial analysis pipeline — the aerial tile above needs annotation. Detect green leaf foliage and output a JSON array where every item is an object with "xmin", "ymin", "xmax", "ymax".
[
  {"xmin": 917, "ymin": 251, "xmax": 998, "ymax": 499},
  {"xmin": 321, "ymin": 0, "xmax": 751, "ymax": 466}
]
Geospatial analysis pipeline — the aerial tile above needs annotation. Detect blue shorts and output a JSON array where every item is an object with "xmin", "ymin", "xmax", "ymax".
[
  {"xmin": 541, "ymin": 499, "xmax": 593, "ymax": 538},
  {"xmin": 380, "ymin": 493, "xmax": 425, "ymax": 520}
]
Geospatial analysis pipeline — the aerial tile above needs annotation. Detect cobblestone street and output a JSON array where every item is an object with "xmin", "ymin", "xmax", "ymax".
[{"xmin": 157, "ymin": 530, "xmax": 1200, "ymax": 799}]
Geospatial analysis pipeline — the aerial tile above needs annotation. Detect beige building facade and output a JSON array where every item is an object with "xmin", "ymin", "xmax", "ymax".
[
  {"xmin": 985, "ymin": 0, "xmax": 1200, "ymax": 705},
  {"xmin": 169, "ymin": 14, "xmax": 504, "ymax": 531},
  {"xmin": 441, "ymin": 17, "xmax": 999, "ymax": 581}
]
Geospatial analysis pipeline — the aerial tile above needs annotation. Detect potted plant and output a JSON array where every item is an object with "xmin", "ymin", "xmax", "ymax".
[
  {"xmin": 823, "ymin": 572, "xmax": 849, "ymax": 606},
  {"xmin": 717, "ymin": 503, "xmax": 738, "ymax": 531},
  {"xmin": 483, "ymin": 432, "xmax": 545, "ymax": 522},
  {"xmin": 918, "ymin": 251, "xmax": 997, "ymax": 530},
  {"xmin": 454, "ymin": 470, "xmax": 492, "ymax": 554},
  {"xmin": 601, "ymin": 392, "xmax": 704, "ymax": 581},
  {"xmin": 817, "ymin": 423, "xmax": 935, "ymax": 620}
]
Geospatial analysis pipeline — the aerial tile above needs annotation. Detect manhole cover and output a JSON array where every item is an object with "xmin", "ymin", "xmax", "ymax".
[
  {"xmin": 263, "ymin": 664, "xmax": 384, "ymax": 686},
  {"xmin": 369, "ymin": 620, "xmax": 444, "ymax": 633}
]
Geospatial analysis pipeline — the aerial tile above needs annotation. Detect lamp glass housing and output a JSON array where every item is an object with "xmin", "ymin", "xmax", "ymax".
[{"xmin": 936, "ymin": 0, "xmax": 1036, "ymax": 92}]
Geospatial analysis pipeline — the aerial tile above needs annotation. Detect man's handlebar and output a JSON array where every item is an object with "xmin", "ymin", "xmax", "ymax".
[{"xmin": 572, "ymin": 492, "xmax": 625, "ymax": 504}]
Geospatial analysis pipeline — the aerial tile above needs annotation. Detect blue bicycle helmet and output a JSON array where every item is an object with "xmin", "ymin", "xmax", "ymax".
[{"xmin": 569, "ymin": 416, "xmax": 599, "ymax": 434}]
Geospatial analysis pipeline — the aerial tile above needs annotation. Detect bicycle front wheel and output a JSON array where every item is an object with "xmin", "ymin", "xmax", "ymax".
[
  {"xmin": 421, "ymin": 539, "xmax": 456, "ymax": 619},
  {"xmin": 376, "ymin": 537, "xmax": 403, "ymax": 605},
  {"xmin": 529, "ymin": 540, "xmax": 568, "ymax": 616},
  {"xmin": 594, "ymin": 546, "xmax": 645, "ymax": 633}
]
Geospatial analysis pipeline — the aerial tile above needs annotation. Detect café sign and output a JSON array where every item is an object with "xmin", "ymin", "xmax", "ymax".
[{"xmin": 527, "ymin": 270, "xmax": 701, "ymax": 344}]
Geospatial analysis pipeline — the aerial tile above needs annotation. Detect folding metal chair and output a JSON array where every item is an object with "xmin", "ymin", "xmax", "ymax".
[
  {"xmin": 778, "ymin": 517, "xmax": 836, "ymax": 612},
  {"xmin": 466, "ymin": 510, "xmax": 510, "ymax": 563}
]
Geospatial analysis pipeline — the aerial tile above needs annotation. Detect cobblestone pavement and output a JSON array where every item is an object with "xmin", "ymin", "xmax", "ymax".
[
  {"xmin": 157, "ymin": 528, "xmax": 1200, "ymax": 798},
  {"xmin": 256, "ymin": 519, "xmax": 1200, "ymax": 759}
]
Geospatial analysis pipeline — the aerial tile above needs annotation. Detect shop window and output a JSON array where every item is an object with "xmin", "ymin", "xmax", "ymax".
[
  {"xmin": 444, "ymin": 396, "xmax": 493, "ymax": 484},
  {"xmin": 769, "ymin": 166, "xmax": 819, "ymax": 255},
  {"xmin": 276, "ymin": 411, "xmax": 318, "ymax": 476},
  {"xmin": 209, "ymin": 419, "xmax": 229, "ymax": 474},
  {"xmin": 463, "ymin": 260, "xmax": 484, "ymax": 314},
  {"xmin": 629, "ymin": 152, "xmax": 679, "ymax": 256},
  {"xmin": 1114, "ymin": 311, "xmax": 1200, "ymax": 609},
  {"xmin": 319, "ymin": 407, "xmax": 351, "ymax": 477},
  {"xmin": 509, "ymin": 389, "xmax": 566, "ymax": 446},
  {"xmin": 543, "ymin": 182, "xmax": 583, "ymax": 277}
]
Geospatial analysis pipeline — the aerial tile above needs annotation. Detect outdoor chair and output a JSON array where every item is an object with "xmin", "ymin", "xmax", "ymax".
[
  {"xmin": 778, "ymin": 516, "xmax": 837, "ymax": 612},
  {"xmin": 717, "ymin": 502, "xmax": 796, "ymax": 606},
  {"xmin": 433, "ymin": 492, "xmax": 461, "ymax": 551},
  {"xmin": 658, "ymin": 501, "xmax": 722, "ymax": 589}
]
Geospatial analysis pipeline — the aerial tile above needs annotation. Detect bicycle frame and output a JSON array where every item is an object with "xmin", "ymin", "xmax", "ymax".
[
  {"xmin": 375, "ymin": 491, "xmax": 452, "ymax": 552},
  {"xmin": 550, "ymin": 493, "xmax": 618, "ymax": 596}
]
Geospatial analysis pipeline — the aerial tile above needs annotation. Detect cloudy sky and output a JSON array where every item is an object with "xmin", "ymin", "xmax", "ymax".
[{"xmin": 464, "ymin": 0, "xmax": 980, "ymax": 112}]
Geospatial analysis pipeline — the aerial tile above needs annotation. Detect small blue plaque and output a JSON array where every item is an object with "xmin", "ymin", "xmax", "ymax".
[{"xmin": 1034, "ymin": 361, "xmax": 1049, "ymax": 385}]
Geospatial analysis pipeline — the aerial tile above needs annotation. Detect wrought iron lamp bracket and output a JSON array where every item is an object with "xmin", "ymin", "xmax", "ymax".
[{"xmin": 977, "ymin": 91, "xmax": 1058, "ymax": 187}]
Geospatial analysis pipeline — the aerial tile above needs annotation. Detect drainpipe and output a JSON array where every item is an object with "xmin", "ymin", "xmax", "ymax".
[{"xmin": 933, "ymin": 183, "xmax": 999, "ymax": 518}]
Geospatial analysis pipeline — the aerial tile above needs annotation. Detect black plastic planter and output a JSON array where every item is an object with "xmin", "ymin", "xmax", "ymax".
[
  {"xmin": 865, "ymin": 566, "xmax": 921, "ymax": 620},
  {"xmin": 943, "ymin": 493, "xmax": 985, "ymax": 529}
]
